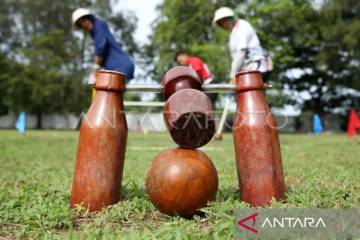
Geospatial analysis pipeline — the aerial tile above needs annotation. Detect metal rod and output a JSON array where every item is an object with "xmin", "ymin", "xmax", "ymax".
[
  {"xmin": 124, "ymin": 84, "xmax": 238, "ymax": 93},
  {"xmin": 90, "ymin": 83, "xmax": 272, "ymax": 93},
  {"xmin": 124, "ymin": 101, "xmax": 165, "ymax": 107},
  {"xmin": 202, "ymin": 84, "xmax": 237, "ymax": 93},
  {"xmin": 125, "ymin": 85, "xmax": 163, "ymax": 93}
]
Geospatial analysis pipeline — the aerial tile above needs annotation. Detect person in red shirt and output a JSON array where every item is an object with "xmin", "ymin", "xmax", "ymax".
[{"xmin": 175, "ymin": 52, "xmax": 218, "ymax": 107}]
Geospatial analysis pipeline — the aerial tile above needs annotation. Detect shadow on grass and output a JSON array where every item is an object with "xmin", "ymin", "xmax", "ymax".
[
  {"xmin": 217, "ymin": 187, "xmax": 240, "ymax": 200},
  {"xmin": 218, "ymin": 186, "xmax": 291, "ymax": 206},
  {"xmin": 120, "ymin": 181, "xmax": 148, "ymax": 200},
  {"xmin": 120, "ymin": 183, "xmax": 242, "ymax": 202}
]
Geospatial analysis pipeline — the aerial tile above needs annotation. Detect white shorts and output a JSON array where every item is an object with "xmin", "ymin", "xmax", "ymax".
[{"xmin": 245, "ymin": 59, "xmax": 273, "ymax": 73}]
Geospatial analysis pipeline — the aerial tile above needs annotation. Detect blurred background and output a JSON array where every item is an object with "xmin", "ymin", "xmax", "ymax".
[{"xmin": 0, "ymin": 0, "xmax": 359, "ymax": 132}]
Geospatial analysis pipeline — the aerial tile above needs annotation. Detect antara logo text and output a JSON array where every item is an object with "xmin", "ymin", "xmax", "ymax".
[{"xmin": 238, "ymin": 213, "xmax": 326, "ymax": 233}]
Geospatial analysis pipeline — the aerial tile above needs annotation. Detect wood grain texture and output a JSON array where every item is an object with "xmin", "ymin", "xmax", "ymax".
[
  {"xmin": 233, "ymin": 70, "xmax": 286, "ymax": 207},
  {"xmin": 146, "ymin": 147, "xmax": 218, "ymax": 217},
  {"xmin": 70, "ymin": 70, "xmax": 128, "ymax": 212}
]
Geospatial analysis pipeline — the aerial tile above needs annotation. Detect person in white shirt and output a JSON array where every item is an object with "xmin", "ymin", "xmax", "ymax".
[{"xmin": 212, "ymin": 7, "xmax": 273, "ymax": 84}]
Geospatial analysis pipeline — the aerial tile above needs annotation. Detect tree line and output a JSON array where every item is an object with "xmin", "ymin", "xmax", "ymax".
[
  {"xmin": 143, "ymin": 0, "xmax": 360, "ymax": 113},
  {"xmin": 0, "ymin": 0, "xmax": 359, "ymax": 128},
  {"xmin": 0, "ymin": 0, "xmax": 141, "ymax": 128}
]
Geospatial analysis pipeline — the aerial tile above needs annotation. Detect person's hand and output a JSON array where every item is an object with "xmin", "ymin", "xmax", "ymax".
[
  {"xmin": 229, "ymin": 78, "xmax": 236, "ymax": 84},
  {"xmin": 89, "ymin": 69, "xmax": 99, "ymax": 85},
  {"xmin": 93, "ymin": 69, "xmax": 100, "ymax": 78}
]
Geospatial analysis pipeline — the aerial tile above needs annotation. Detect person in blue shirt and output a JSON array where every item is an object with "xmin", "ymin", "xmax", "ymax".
[{"xmin": 72, "ymin": 8, "xmax": 135, "ymax": 84}]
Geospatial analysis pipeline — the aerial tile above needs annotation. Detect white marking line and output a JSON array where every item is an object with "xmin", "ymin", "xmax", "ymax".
[{"xmin": 128, "ymin": 147, "xmax": 224, "ymax": 151}]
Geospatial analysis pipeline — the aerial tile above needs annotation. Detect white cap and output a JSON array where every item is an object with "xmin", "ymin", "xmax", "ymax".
[
  {"xmin": 212, "ymin": 7, "xmax": 235, "ymax": 27},
  {"xmin": 72, "ymin": 8, "xmax": 91, "ymax": 29}
]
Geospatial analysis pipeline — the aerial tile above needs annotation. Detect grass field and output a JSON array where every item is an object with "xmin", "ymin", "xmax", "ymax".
[{"xmin": 0, "ymin": 130, "xmax": 359, "ymax": 239}]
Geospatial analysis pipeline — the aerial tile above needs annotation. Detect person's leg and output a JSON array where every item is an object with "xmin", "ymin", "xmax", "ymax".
[
  {"xmin": 125, "ymin": 64, "xmax": 135, "ymax": 84},
  {"xmin": 247, "ymin": 60, "xmax": 272, "ymax": 83},
  {"xmin": 261, "ymin": 71, "xmax": 272, "ymax": 83},
  {"xmin": 205, "ymin": 92, "xmax": 218, "ymax": 108},
  {"xmin": 115, "ymin": 61, "xmax": 135, "ymax": 83},
  {"xmin": 203, "ymin": 80, "xmax": 218, "ymax": 108}
]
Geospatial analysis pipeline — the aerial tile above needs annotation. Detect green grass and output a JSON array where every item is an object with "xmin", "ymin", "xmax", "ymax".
[{"xmin": 0, "ymin": 130, "xmax": 359, "ymax": 239}]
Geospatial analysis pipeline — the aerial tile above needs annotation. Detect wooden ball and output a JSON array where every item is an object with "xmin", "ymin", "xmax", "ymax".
[
  {"xmin": 146, "ymin": 147, "xmax": 218, "ymax": 218},
  {"xmin": 162, "ymin": 66, "xmax": 202, "ymax": 99},
  {"xmin": 163, "ymin": 89, "xmax": 215, "ymax": 149}
]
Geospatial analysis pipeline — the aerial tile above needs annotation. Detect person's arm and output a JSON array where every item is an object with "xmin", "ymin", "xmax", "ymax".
[
  {"xmin": 189, "ymin": 59, "xmax": 203, "ymax": 81},
  {"xmin": 194, "ymin": 69, "xmax": 203, "ymax": 80},
  {"xmin": 92, "ymin": 56, "xmax": 103, "ymax": 81},
  {"xmin": 91, "ymin": 22, "xmax": 108, "ymax": 83},
  {"xmin": 189, "ymin": 64, "xmax": 202, "ymax": 79},
  {"xmin": 229, "ymin": 20, "xmax": 251, "ymax": 84},
  {"xmin": 229, "ymin": 49, "xmax": 246, "ymax": 84}
]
